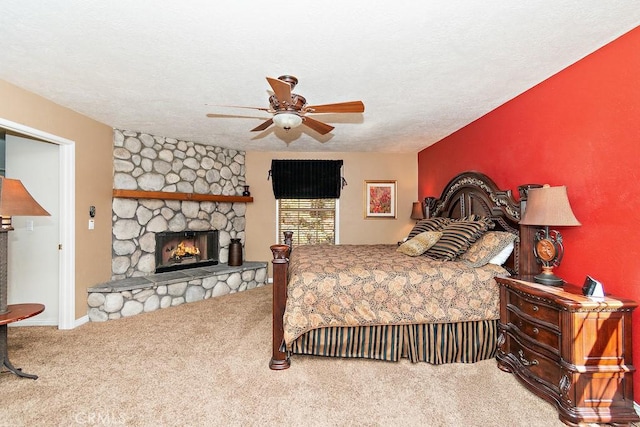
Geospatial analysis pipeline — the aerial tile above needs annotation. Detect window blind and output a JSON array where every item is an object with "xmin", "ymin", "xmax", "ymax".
[{"xmin": 278, "ymin": 198, "xmax": 336, "ymax": 245}]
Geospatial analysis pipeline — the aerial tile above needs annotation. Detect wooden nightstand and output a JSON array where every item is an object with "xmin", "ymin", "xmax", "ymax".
[{"xmin": 496, "ymin": 277, "xmax": 640, "ymax": 426}]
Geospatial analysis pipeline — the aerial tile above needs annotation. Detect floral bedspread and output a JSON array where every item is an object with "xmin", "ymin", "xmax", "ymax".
[{"xmin": 283, "ymin": 244, "xmax": 509, "ymax": 348}]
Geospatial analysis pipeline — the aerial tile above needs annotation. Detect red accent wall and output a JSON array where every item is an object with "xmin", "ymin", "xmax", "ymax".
[{"xmin": 418, "ymin": 26, "xmax": 640, "ymax": 398}]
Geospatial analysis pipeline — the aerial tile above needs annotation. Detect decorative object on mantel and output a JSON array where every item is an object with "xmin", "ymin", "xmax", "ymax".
[
  {"xmin": 0, "ymin": 176, "xmax": 49, "ymax": 379},
  {"xmin": 242, "ymin": 186, "xmax": 251, "ymax": 197},
  {"xmin": 410, "ymin": 201, "xmax": 425, "ymax": 221},
  {"xmin": 228, "ymin": 238, "xmax": 243, "ymax": 266},
  {"xmin": 519, "ymin": 184, "xmax": 581, "ymax": 286}
]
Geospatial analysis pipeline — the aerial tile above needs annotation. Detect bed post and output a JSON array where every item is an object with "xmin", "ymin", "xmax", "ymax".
[{"xmin": 269, "ymin": 244, "xmax": 291, "ymax": 370}]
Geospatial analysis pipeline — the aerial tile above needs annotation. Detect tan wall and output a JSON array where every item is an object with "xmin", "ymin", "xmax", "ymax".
[
  {"xmin": 0, "ymin": 80, "xmax": 114, "ymax": 319},
  {"xmin": 244, "ymin": 151, "xmax": 418, "ymax": 273},
  {"xmin": 0, "ymin": 79, "xmax": 420, "ymax": 316}
]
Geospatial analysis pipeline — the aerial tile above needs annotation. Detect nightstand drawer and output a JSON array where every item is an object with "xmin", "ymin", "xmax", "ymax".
[
  {"xmin": 508, "ymin": 335, "xmax": 562, "ymax": 392},
  {"xmin": 507, "ymin": 308, "xmax": 560, "ymax": 354},
  {"xmin": 507, "ymin": 291, "xmax": 559, "ymax": 328}
]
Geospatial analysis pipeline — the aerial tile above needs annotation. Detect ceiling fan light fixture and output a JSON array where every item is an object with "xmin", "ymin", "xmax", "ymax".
[
  {"xmin": 272, "ymin": 112, "xmax": 303, "ymax": 131},
  {"xmin": 207, "ymin": 76, "xmax": 364, "ymax": 136}
]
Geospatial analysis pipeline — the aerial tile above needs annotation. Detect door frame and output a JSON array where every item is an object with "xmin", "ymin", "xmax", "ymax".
[{"xmin": 0, "ymin": 117, "xmax": 76, "ymax": 329}]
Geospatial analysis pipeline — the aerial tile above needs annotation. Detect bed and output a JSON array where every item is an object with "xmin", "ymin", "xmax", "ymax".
[{"xmin": 269, "ymin": 171, "xmax": 536, "ymax": 370}]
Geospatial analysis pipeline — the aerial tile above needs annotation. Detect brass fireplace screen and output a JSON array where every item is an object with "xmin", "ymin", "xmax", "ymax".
[{"xmin": 154, "ymin": 230, "xmax": 219, "ymax": 273}]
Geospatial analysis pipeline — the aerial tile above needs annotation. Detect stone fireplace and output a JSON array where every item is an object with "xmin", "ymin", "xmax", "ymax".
[
  {"xmin": 111, "ymin": 129, "xmax": 247, "ymax": 279},
  {"xmin": 155, "ymin": 230, "xmax": 219, "ymax": 273},
  {"xmin": 88, "ymin": 129, "xmax": 266, "ymax": 322}
]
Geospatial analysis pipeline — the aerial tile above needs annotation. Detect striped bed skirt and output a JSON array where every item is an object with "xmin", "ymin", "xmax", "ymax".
[{"xmin": 287, "ymin": 319, "xmax": 499, "ymax": 364}]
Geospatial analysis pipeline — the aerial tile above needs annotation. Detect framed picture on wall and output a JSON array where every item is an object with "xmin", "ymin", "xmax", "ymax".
[{"xmin": 364, "ymin": 180, "xmax": 396, "ymax": 219}]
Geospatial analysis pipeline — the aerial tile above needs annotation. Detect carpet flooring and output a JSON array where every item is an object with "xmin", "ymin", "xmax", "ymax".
[{"xmin": 1, "ymin": 284, "xmax": 565, "ymax": 426}]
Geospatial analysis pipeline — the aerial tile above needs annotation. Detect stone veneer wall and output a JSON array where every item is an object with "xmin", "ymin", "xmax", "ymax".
[
  {"xmin": 112, "ymin": 129, "xmax": 247, "ymax": 279},
  {"xmin": 88, "ymin": 263, "xmax": 267, "ymax": 321}
]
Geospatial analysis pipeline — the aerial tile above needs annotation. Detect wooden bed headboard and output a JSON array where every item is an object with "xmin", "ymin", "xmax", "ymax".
[{"xmin": 423, "ymin": 171, "xmax": 523, "ymax": 275}]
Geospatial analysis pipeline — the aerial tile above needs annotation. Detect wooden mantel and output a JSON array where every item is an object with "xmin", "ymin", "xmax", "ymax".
[{"xmin": 112, "ymin": 189, "xmax": 253, "ymax": 203}]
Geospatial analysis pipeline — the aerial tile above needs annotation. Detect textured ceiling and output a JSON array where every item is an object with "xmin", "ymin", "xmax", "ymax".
[{"xmin": 1, "ymin": 2, "xmax": 639, "ymax": 153}]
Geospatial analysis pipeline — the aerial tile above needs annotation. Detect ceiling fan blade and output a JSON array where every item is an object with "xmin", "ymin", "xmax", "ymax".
[
  {"xmin": 250, "ymin": 118, "xmax": 273, "ymax": 132},
  {"xmin": 207, "ymin": 104, "xmax": 271, "ymax": 112},
  {"xmin": 206, "ymin": 113, "xmax": 268, "ymax": 120},
  {"xmin": 306, "ymin": 101, "xmax": 365, "ymax": 114},
  {"xmin": 302, "ymin": 116, "xmax": 335, "ymax": 135},
  {"xmin": 266, "ymin": 77, "xmax": 293, "ymax": 105}
]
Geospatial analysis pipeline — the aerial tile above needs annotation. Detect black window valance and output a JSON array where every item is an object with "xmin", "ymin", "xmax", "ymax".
[{"xmin": 270, "ymin": 160, "xmax": 344, "ymax": 199}]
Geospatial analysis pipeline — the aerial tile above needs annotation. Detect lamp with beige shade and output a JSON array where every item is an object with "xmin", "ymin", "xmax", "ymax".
[{"xmin": 519, "ymin": 184, "xmax": 580, "ymax": 286}]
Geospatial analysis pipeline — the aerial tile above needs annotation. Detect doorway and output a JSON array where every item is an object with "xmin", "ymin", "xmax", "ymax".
[
  {"xmin": 6, "ymin": 134, "xmax": 60, "ymax": 325},
  {"xmin": 0, "ymin": 118, "xmax": 76, "ymax": 329}
]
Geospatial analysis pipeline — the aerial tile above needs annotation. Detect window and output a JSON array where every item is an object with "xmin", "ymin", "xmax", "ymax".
[{"xmin": 277, "ymin": 198, "xmax": 338, "ymax": 245}]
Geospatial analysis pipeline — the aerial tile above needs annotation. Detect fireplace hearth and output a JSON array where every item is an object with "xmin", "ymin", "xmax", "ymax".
[{"xmin": 155, "ymin": 230, "xmax": 219, "ymax": 273}]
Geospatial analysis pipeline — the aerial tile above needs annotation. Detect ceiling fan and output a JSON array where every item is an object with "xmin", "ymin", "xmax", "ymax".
[{"xmin": 207, "ymin": 75, "xmax": 364, "ymax": 135}]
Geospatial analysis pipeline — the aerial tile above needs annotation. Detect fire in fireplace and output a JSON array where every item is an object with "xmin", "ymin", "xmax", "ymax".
[{"xmin": 155, "ymin": 230, "xmax": 219, "ymax": 273}]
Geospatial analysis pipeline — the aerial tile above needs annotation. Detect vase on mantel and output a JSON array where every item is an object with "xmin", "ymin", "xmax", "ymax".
[
  {"xmin": 242, "ymin": 186, "xmax": 251, "ymax": 197},
  {"xmin": 228, "ymin": 238, "xmax": 243, "ymax": 266}
]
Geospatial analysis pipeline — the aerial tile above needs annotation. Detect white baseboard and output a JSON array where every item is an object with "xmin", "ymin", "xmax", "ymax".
[
  {"xmin": 8, "ymin": 319, "xmax": 57, "ymax": 327},
  {"xmin": 73, "ymin": 315, "xmax": 89, "ymax": 328},
  {"xmin": 8, "ymin": 314, "xmax": 88, "ymax": 329}
]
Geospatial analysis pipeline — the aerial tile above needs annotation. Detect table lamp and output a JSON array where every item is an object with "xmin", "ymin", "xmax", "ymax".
[
  {"xmin": 0, "ymin": 176, "xmax": 50, "ymax": 314},
  {"xmin": 519, "ymin": 184, "xmax": 580, "ymax": 286}
]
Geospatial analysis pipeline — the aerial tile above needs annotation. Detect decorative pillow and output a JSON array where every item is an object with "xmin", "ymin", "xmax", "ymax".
[
  {"xmin": 397, "ymin": 231, "xmax": 443, "ymax": 256},
  {"xmin": 454, "ymin": 215, "xmax": 495, "ymax": 229},
  {"xmin": 407, "ymin": 217, "xmax": 451, "ymax": 239},
  {"xmin": 460, "ymin": 231, "xmax": 517, "ymax": 267},
  {"xmin": 489, "ymin": 241, "xmax": 515, "ymax": 266},
  {"xmin": 424, "ymin": 220, "xmax": 490, "ymax": 261}
]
